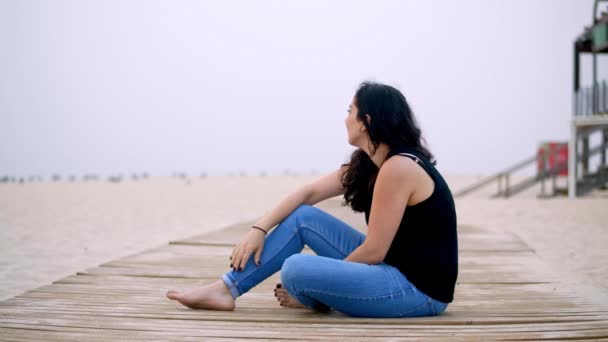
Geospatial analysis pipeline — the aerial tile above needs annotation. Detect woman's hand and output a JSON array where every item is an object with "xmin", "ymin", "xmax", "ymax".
[{"xmin": 230, "ymin": 228, "xmax": 266, "ymax": 271}]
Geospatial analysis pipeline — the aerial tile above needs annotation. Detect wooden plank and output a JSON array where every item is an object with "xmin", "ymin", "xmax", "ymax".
[
  {"xmin": 1, "ymin": 200, "xmax": 607, "ymax": 340},
  {"xmin": 74, "ymin": 265, "xmax": 558, "ymax": 284},
  {"xmin": 5, "ymin": 287, "xmax": 602, "ymax": 311},
  {"xmin": 2, "ymin": 303, "xmax": 607, "ymax": 326},
  {"xmin": 2, "ymin": 320, "xmax": 608, "ymax": 341},
  {"xmin": 7, "ymin": 312, "xmax": 607, "ymax": 332},
  {"xmin": 2, "ymin": 319, "xmax": 608, "ymax": 340},
  {"xmin": 4, "ymin": 312, "xmax": 608, "ymax": 332}
]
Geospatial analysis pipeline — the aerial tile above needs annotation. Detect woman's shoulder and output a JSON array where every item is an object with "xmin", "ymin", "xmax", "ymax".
[
  {"xmin": 382, "ymin": 150, "xmax": 438, "ymax": 205},
  {"xmin": 387, "ymin": 145, "xmax": 427, "ymax": 160},
  {"xmin": 379, "ymin": 155, "xmax": 421, "ymax": 182}
]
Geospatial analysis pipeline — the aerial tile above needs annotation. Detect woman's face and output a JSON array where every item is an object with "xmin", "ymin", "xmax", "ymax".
[{"xmin": 345, "ymin": 97, "xmax": 367, "ymax": 147}]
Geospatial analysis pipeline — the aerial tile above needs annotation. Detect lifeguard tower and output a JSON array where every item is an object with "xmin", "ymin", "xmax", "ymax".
[
  {"xmin": 449, "ymin": 1, "xmax": 608, "ymax": 199},
  {"xmin": 570, "ymin": 0, "xmax": 608, "ymax": 197},
  {"xmin": 455, "ymin": 1, "xmax": 608, "ymax": 199}
]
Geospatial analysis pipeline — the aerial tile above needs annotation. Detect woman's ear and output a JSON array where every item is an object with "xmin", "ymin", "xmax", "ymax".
[{"xmin": 360, "ymin": 114, "xmax": 371, "ymax": 132}]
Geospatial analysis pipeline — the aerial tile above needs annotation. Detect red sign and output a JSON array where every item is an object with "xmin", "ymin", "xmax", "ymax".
[{"xmin": 537, "ymin": 142, "xmax": 568, "ymax": 176}]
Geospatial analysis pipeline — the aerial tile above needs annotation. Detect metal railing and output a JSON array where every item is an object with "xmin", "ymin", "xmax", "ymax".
[
  {"xmin": 454, "ymin": 144, "xmax": 607, "ymax": 198},
  {"xmin": 574, "ymin": 80, "xmax": 608, "ymax": 116},
  {"xmin": 453, "ymin": 155, "xmax": 536, "ymax": 198}
]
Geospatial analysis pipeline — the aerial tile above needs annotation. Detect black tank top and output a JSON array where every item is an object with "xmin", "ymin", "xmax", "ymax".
[{"xmin": 364, "ymin": 146, "xmax": 458, "ymax": 303}]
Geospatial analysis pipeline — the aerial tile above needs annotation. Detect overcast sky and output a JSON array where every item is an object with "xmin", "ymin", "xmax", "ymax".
[{"xmin": 0, "ymin": 0, "xmax": 601, "ymax": 177}]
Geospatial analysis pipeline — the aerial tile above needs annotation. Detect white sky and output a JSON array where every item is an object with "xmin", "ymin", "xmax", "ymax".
[{"xmin": 0, "ymin": 0, "xmax": 601, "ymax": 177}]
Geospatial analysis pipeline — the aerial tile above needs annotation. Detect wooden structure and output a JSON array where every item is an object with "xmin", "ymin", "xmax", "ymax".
[
  {"xmin": 571, "ymin": 0, "xmax": 608, "ymax": 197},
  {"xmin": 457, "ymin": 0, "xmax": 608, "ymax": 199},
  {"xmin": 453, "ymin": 152, "xmax": 568, "ymax": 199},
  {"xmin": 1, "ymin": 200, "xmax": 607, "ymax": 340}
]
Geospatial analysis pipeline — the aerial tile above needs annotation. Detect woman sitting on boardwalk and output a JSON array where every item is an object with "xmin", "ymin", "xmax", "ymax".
[{"xmin": 167, "ymin": 81, "xmax": 458, "ymax": 318}]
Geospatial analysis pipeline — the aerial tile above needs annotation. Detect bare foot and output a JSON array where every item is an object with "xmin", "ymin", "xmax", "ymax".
[
  {"xmin": 274, "ymin": 283, "xmax": 307, "ymax": 309},
  {"xmin": 166, "ymin": 279, "xmax": 235, "ymax": 311}
]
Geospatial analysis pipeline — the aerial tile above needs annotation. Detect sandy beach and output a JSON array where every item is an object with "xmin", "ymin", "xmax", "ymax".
[{"xmin": 0, "ymin": 175, "xmax": 607, "ymax": 303}]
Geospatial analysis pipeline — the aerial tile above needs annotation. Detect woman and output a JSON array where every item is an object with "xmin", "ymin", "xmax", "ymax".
[{"xmin": 166, "ymin": 81, "xmax": 458, "ymax": 318}]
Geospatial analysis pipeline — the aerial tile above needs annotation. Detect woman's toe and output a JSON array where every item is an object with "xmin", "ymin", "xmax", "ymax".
[{"xmin": 166, "ymin": 291, "xmax": 181, "ymax": 300}]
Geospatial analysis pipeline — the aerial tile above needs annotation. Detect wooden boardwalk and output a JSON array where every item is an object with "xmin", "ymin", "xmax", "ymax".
[{"xmin": 1, "ymin": 200, "xmax": 607, "ymax": 341}]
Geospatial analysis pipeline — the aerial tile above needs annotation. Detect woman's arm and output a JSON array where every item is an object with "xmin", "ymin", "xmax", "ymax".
[
  {"xmin": 344, "ymin": 157, "xmax": 417, "ymax": 265},
  {"xmin": 231, "ymin": 166, "xmax": 347, "ymax": 270},
  {"xmin": 251, "ymin": 166, "xmax": 347, "ymax": 234}
]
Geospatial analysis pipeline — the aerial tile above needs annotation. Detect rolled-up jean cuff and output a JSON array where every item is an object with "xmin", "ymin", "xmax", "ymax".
[{"xmin": 221, "ymin": 273, "xmax": 240, "ymax": 299}]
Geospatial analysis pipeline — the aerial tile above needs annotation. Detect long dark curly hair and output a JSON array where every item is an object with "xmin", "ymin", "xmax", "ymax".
[{"xmin": 342, "ymin": 81, "xmax": 434, "ymax": 212}]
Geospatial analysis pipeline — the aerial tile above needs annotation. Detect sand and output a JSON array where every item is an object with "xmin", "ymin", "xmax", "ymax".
[{"xmin": 0, "ymin": 175, "xmax": 607, "ymax": 303}]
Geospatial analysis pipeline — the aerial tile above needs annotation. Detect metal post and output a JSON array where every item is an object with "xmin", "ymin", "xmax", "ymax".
[
  {"xmin": 569, "ymin": 123, "xmax": 578, "ymax": 198},
  {"xmin": 599, "ymin": 81, "xmax": 606, "ymax": 113},
  {"xmin": 602, "ymin": 128, "xmax": 608, "ymax": 167},
  {"xmin": 551, "ymin": 170, "xmax": 557, "ymax": 196},
  {"xmin": 593, "ymin": 0, "xmax": 598, "ymax": 112},
  {"xmin": 594, "ymin": 81, "xmax": 600, "ymax": 114},
  {"xmin": 582, "ymin": 135, "xmax": 589, "ymax": 176},
  {"xmin": 540, "ymin": 171, "xmax": 546, "ymax": 197},
  {"xmin": 574, "ymin": 41, "xmax": 580, "ymax": 92},
  {"xmin": 539, "ymin": 150, "xmax": 546, "ymax": 197},
  {"xmin": 497, "ymin": 174, "xmax": 503, "ymax": 197},
  {"xmin": 505, "ymin": 173, "xmax": 510, "ymax": 198},
  {"xmin": 587, "ymin": 87, "xmax": 592, "ymax": 115},
  {"xmin": 575, "ymin": 90, "xmax": 580, "ymax": 116}
]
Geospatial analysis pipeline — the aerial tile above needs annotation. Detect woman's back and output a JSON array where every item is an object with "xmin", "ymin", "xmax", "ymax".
[{"xmin": 364, "ymin": 146, "xmax": 458, "ymax": 304}]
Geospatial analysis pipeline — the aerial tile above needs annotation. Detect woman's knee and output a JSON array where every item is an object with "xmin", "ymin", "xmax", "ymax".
[
  {"xmin": 280, "ymin": 254, "xmax": 317, "ymax": 287},
  {"xmin": 281, "ymin": 204, "xmax": 319, "ymax": 232},
  {"xmin": 289, "ymin": 204, "xmax": 318, "ymax": 221}
]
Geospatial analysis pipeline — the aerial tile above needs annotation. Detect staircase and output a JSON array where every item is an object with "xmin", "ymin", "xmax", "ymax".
[{"xmin": 454, "ymin": 145, "xmax": 607, "ymax": 199}]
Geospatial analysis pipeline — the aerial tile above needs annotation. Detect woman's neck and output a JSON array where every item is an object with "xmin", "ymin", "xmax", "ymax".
[{"xmin": 362, "ymin": 142, "xmax": 390, "ymax": 168}]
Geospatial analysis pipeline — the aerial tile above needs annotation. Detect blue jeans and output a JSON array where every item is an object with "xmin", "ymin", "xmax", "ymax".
[{"xmin": 221, "ymin": 204, "xmax": 448, "ymax": 318}]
